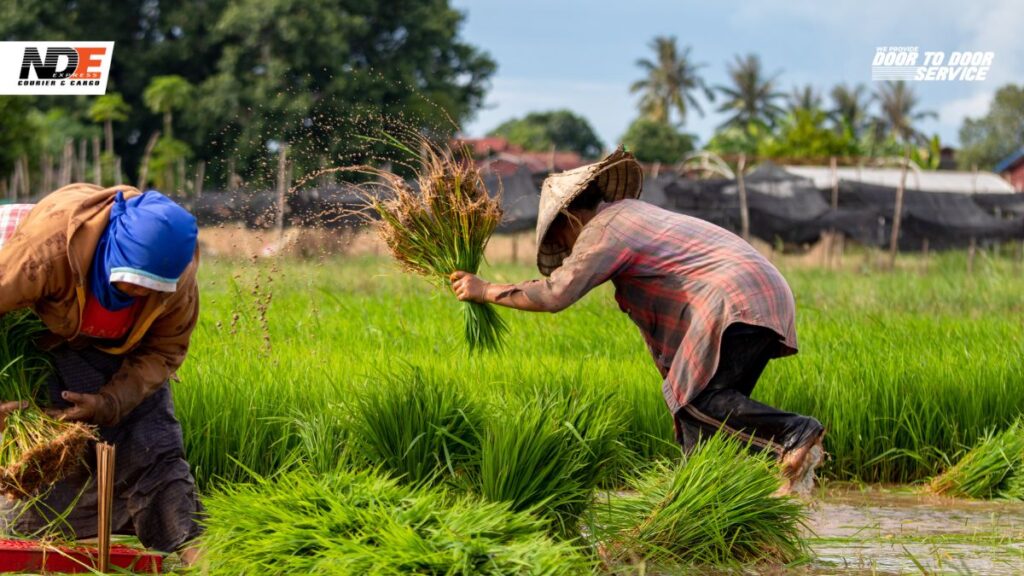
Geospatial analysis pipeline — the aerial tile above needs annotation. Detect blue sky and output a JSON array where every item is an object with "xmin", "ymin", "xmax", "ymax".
[{"xmin": 450, "ymin": 0, "xmax": 1022, "ymax": 149}]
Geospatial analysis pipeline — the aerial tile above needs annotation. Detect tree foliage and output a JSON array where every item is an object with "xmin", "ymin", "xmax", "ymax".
[
  {"xmin": 630, "ymin": 37, "xmax": 712, "ymax": 126},
  {"xmin": 620, "ymin": 118, "xmax": 695, "ymax": 164},
  {"xmin": 0, "ymin": 0, "xmax": 495, "ymax": 186},
  {"xmin": 489, "ymin": 110, "xmax": 603, "ymax": 158},
  {"xmin": 715, "ymin": 54, "xmax": 786, "ymax": 129},
  {"xmin": 958, "ymin": 84, "xmax": 1024, "ymax": 170}
]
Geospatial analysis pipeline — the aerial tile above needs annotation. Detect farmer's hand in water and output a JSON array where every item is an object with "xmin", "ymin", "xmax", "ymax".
[
  {"xmin": 54, "ymin": 391, "xmax": 115, "ymax": 426},
  {"xmin": 0, "ymin": 400, "xmax": 28, "ymax": 432},
  {"xmin": 450, "ymin": 271, "xmax": 488, "ymax": 303}
]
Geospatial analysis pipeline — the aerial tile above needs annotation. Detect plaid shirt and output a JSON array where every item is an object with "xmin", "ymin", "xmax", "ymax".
[
  {"xmin": 520, "ymin": 199, "xmax": 797, "ymax": 414},
  {"xmin": 0, "ymin": 204, "xmax": 34, "ymax": 252}
]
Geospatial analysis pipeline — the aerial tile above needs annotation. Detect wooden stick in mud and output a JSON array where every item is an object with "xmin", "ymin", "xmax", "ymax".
[{"xmin": 96, "ymin": 442, "xmax": 115, "ymax": 573}]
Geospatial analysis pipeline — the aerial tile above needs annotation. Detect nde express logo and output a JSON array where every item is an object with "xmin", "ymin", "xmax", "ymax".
[{"xmin": 0, "ymin": 42, "xmax": 114, "ymax": 95}]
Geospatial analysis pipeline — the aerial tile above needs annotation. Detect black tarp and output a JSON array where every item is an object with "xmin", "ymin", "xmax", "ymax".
[{"xmin": 483, "ymin": 167, "xmax": 540, "ymax": 233}]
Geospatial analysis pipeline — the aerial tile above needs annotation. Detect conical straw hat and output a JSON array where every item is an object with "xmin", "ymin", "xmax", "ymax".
[{"xmin": 536, "ymin": 147, "xmax": 643, "ymax": 275}]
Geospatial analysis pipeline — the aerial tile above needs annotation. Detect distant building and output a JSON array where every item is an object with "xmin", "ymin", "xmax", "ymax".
[
  {"xmin": 453, "ymin": 136, "xmax": 586, "ymax": 175},
  {"xmin": 994, "ymin": 148, "xmax": 1024, "ymax": 192},
  {"xmin": 782, "ymin": 165, "xmax": 1015, "ymax": 194}
]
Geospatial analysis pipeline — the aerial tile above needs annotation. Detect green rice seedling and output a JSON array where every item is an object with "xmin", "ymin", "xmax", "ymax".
[
  {"xmin": 347, "ymin": 367, "xmax": 483, "ymax": 486},
  {"xmin": 1001, "ymin": 467, "xmax": 1024, "ymax": 501},
  {"xmin": 930, "ymin": 420, "xmax": 1024, "ymax": 499},
  {"xmin": 597, "ymin": 434, "xmax": 808, "ymax": 567},
  {"xmin": 198, "ymin": 466, "xmax": 593, "ymax": 575},
  {"xmin": 475, "ymin": 391, "xmax": 624, "ymax": 538},
  {"xmin": 360, "ymin": 136, "xmax": 507, "ymax": 352},
  {"xmin": 0, "ymin": 311, "xmax": 52, "ymax": 402}
]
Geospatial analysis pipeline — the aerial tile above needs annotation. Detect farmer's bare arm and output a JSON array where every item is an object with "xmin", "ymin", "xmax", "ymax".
[{"xmin": 449, "ymin": 272, "xmax": 549, "ymax": 312}]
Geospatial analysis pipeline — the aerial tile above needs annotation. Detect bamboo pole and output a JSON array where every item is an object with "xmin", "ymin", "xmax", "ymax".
[
  {"xmin": 828, "ymin": 156, "xmax": 841, "ymax": 269},
  {"xmin": 92, "ymin": 136, "xmax": 102, "ymax": 185},
  {"xmin": 76, "ymin": 139, "xmax": 87, "ymax": 182},
  {"xmin": 276, "ymin": 143, "xmax": 289, "ymax": 240},
  {"xmin": 137, "ymin": 131, "xmax": 161, "ymax": 190},
  {"xmin": 737, "ymin": 153, "xmax": 749, "ymax": 242},
  {"xmin": 96, "ymin": 442, "xmax": 116, "ymax": 573},
  {"xmin": 888, "ymin": 147, "xmax": 910, "ymax": 269},
  {"xmin": 194, "ymin": 160, "xmax": 206, "ymax": 197},
  {"xmin": 42, "ymin": 153, "xmax": 52, "ymax": 195}
]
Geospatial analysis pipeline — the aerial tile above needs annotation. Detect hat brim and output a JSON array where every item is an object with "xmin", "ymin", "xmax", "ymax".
[{"xmin": 535, "ymin": 148, "xmax": 643, "ymax": 275}]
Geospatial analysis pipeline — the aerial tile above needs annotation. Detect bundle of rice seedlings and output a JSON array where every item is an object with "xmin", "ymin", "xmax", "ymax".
[
  {"xmin": 475, "ymin": 391, "xmax": 624, "ymax": 538},
  {"xmin": 0, "ymin": 312, "xmax": 97, "ymax": 499},
  {"xmin": 347, "ymin": 367, "xmax": 483, "ymax": 486},
  {"xmin": 930, "ymin": 420, "xmax": 1024, "ymax": 499},
  {"xmin": 198, "ymin": 467, "xmax": 592, "ymax": 575},
  {"xmin": 0, "ymin": 409, "xmax": 95, "ymax": 499},
  {"xmin": 359, "ymin": 136, "xmax": 507, "ymax": 352},
  {"xmin": 597, "ymin": 434, "xmax": 809, "ymax": 568}
]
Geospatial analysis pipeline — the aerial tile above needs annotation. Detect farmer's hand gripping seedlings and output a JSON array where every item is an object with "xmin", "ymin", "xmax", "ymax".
[{"xmin": 0, "ymin": 187, "xmax": 203, "ymax": 564}]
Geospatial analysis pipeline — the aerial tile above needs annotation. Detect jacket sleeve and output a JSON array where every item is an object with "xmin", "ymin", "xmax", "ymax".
[
  {"xmin": 0, "ymin": 223, "xmax": 69, "ymax": 316},
  {"xmin": 517, "ymin": 220, "xmax": 631, "ymax": 312},
  {"xmin": 96, "ymin": 261, "xmax": 199, "ymax": 426}
]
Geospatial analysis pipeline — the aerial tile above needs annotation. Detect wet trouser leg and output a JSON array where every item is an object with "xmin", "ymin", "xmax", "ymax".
[
  {"xmin": 0, "ymin": 345, "xmax": 203, "ymax": 553},
  {"xmin": 673, "ymin": 324, "xmax": 823, "ymax": 457}
]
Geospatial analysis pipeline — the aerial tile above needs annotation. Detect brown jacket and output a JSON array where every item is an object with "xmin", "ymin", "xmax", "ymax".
[{"xmin": 0, "ymin": 183, "xmax": 199, "ymax": 426}]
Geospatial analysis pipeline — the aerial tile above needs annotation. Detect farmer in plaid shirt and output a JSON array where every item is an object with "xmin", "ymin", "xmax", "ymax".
[{"xmin": 451, "ymin": 149, "xmax": 825, "ymax": 495}]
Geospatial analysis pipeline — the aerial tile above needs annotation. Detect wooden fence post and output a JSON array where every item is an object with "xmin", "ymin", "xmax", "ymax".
[
  {"xmin": 92, "ymin": 136, "xmax": 103, "ymax": 185},
  {"xmin": 276, "ymin": 143, "xmax": 289, "ymax": 240},
  {"xmin": 737, "ymin": 153, "xmax": 750, "ymax": 242},
  {"xmin": 888, "ymin": 147, "xmax": 910, "ymax": 270},
  {"xmin": 194, "ymin": 160, "xmax": 206, "ymax": 197}
]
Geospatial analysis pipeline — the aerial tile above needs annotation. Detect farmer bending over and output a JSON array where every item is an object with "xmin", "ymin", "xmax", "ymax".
[
  {"xmin": 451, "ymin": 149, "xmax": 825, "ymax": 495},
  {"xmin": 0, "ymin": 184, "xmax": 203, "ymax": 562}
]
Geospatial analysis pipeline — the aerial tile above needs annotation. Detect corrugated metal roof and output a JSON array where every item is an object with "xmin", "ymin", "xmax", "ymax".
[
  {"xmin": 782, "ymin": 165, "xmax": 1015, "ymax": 194},
  {"xmin": 994, "ymin": 148, "xmax": 1024, "ymax": 174}
]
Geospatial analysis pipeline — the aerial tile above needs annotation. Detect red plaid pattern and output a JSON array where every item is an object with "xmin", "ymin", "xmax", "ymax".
[
  {"xmin": 520, "ymin": 199, "xmax": 798, "ymax": 413},
  {"xmin": 0, "ymin": 204, "xmax": 34, "ymax": 252}
]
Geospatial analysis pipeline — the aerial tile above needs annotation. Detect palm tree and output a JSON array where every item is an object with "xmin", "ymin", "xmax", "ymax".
[
  {"xmin": 715, "ymin": 54, "xmax": 787, "ymax": 129},
  {"xmin": 88, "ymin": 93, "xmax": 131, "ymax": 155},
  {"xmin": 789, "ymin": 84, "xmax": 823, "ymax": 114},
  {"xmin": 630, "ymin": 37, "xmax": 713, "ymax": 126},
  {"xmin": 873, "ymin": 81, "xmax": 937, "ymax": 144},
  {"xmin": 143, "ymin": 75, "xmax": 193, "ymax": 140},
  {"xmin": 829, "ymin": 83, "xmax": 874, "ymax": 137}
]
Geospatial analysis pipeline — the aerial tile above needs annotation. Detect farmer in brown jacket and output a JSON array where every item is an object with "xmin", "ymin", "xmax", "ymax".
[{"xmin": 0, "ymin": 184, "xmax": 202, "ymax": 562}]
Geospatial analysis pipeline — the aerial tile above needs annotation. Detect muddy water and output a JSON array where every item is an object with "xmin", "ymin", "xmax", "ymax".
[{"xmin": 807, "ymin": 484, "xmax": 1024, "ymax": 575}]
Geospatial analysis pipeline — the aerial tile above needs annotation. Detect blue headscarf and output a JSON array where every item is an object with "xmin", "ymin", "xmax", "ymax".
[{"xmin": 88, "ymin": 190, "xmax": 198, "ymax": 311}]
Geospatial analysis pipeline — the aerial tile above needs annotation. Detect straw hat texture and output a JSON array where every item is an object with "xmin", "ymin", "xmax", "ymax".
[{"xmin": 536, "ymin": 147, "xmax": 643, "ymax": 275}]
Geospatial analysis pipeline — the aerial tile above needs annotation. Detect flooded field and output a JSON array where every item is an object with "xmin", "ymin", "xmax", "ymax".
[{"xmin": 807, "ymin": 484, "xmax": 1024, "ymax": 575}]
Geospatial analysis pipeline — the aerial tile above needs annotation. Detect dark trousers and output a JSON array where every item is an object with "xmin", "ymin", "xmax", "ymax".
[
  {"xmin": 674, "ymin": 324, "xmax": 823, "ymax": 457},
  {"xmin": 0, "ymin": 346, "xmax": 203, "ymax": 553}
]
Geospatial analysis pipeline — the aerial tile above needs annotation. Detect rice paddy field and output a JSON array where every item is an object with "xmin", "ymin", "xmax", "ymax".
[{"xmin": 161, "ymin": 244, "xmax": 1024, "ymax": 574}]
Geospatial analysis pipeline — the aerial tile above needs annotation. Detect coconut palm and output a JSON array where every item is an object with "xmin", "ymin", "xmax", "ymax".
[
  {"xmin": 829, "ymin": 83, "xmax": 874, "ymax": 137},
  {"xmin": 873, "ymin": 81, "xmax": 937, "ymax": 144},
  {"xmin": 788, "ymin": 85, "xmax": 823, "ymax": 114},
  {"xmin": 630, "ymin": 37, "xmax": 713, "ymax": 126},
  {"xmin": 88, "ymin": 93, "xmax": 130, "ymax": 155},
  {"xmin": 715, "ymin": 54, "xmax": 786, "ymax": 129},
  {"xmin": 143, "ymin": 75, "xmax": 193, "ymax": 140}
]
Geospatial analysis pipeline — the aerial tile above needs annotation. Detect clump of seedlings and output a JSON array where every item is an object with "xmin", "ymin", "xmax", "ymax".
[
  {"xmin": 930, "ymin": 419, "xmax": 1024, "ymax": 499},
  {"xmin": 596, "ymin": 434, "xmax": 809, "ymax": 568},
  {"xmin": 0, "ymin": 312, "xmax": 97, "ymax": 499},
  {"xmin": 198, "ymin": 466, "xmax": 592, "ymax": 575}
]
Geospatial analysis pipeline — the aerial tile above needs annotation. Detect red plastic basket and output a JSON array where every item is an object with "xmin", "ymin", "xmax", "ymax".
[{"xmin": 0, "ymin": 538, "xmax": 163, "ymax": 573}]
